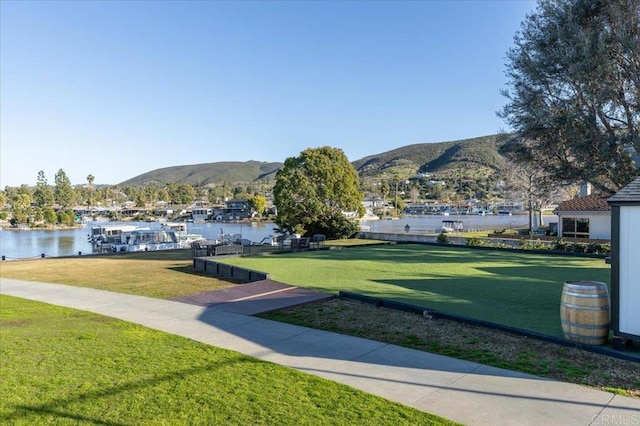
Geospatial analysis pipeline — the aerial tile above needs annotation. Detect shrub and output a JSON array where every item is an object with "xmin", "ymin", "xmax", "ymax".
[
  {"xmin": 466, "ymin": 237, "xmax": 482, "ymax": 246},
  {"xmin": 587, "ymin": 242, "xmax": 611, "ymax": 255},
  {"xmin": 572, "ymin": 243, "xmax": 587, "ymax": 253},
  {"xmin": 437, "ymin": 233, "xmax": 449, "ymax": 244},
  {"xmin": 553, "ymin": 239, "xmax": 570, "ymax": 252},
  {"xmin": 43, "ymin": 207, "xmax": 57, "ymax": 224}
]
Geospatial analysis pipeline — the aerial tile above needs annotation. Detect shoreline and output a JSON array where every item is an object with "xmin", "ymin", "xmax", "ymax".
[{"xmin": 0, "ymin": 223, "xmax": 84, "ymax": 232}]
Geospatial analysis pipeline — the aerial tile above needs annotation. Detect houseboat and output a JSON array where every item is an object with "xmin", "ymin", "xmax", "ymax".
[
  {"xmin": 95, "ymin": 229, "xmax": 185, "ymax": 253},
  {"xmin": 90, "ymin": 225, "xmax": 193, "ymax": 253},
  {"xmin": 88, "ymin": 225, "xmax": 140, "ymax": 250},
  {"xmin": 440, "ymin": 220, "xmax": 464, "ymax": 233},
  {"xmin": 164, "ymin": 222, "xmax": 206, "ymax": 246},
  {"xmin": 114, "ymin": 229, "xmax": 183, "ymax": 252}
]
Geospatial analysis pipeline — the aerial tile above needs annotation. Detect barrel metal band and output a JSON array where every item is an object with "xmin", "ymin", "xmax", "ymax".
[
  {"xmin": 561, "ymin": 331, "xmax": 607, "ymax": 342},
  {"xmin": 562, "ymin": 291, "xmax": 609, "ymax": 299},
  {"xmin": 561, "ymin": 319, "xmax": 609, "ymax": 329},
  {"xmin": 560, "ymin": 302, "xmax": 609, "ymax": 311}
]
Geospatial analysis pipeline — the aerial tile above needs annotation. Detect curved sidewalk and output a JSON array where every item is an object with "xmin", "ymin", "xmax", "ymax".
[{"xmin": 1, "ymin": 278, "xmax": 638, "ymax": 425}]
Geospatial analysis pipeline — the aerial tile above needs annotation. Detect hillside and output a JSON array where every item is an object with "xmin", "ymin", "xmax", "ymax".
[
  {"xmin": 118, "ymin": 134, "xmax": 512, "ymax": 187},
  {"xmin": 119, "ymin": 161, "xmax": 283, "ymax": 187},
  {"xmin": 352, "ymin": 134, "xmax": 509, "ymax": 180}
]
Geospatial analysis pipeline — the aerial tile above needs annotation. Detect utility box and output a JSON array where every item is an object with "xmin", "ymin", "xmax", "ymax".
[{"xmin": 607, "ymin": 177, "xmax": 640, "ymax": 341}]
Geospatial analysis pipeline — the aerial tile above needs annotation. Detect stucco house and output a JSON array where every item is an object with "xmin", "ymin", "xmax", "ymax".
[{"xmin": 555, "ymin": 194, "xmax": 611, "ymax": 240}]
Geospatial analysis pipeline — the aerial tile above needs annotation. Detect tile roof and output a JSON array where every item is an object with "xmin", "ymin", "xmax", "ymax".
[
  {"xmin": 555, "ymin": 194, "xmax": 610, "ymax": 212},
  {"xmin": 608, "ymin": 177, "xmax": 640, "ymax": 204}
]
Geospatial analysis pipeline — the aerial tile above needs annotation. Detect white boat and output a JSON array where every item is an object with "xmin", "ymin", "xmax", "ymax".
[
  {"xmin": 440, "ymin": 220, "xmax": 464, "ymax": 233},
  {"xmin": 108, "ymin": 229, "xmax": 183, "ymax": 252},
  {"xmin": 88, "ymin": 225, "xmax": 140, "ymax": 250},
  {"xmin": 164, "ymin": 222, "xmax": 205, "ymax": 246},
  {"xmin": 121, "ymin": 229, "xmax": 183, "ymax": 252},
  {"xmin": 90, "ymin": 224, "xmax": 193, "ymax": 253}
]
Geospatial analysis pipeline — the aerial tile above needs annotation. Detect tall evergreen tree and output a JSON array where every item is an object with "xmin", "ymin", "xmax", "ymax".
[
  {"xmin": 500, "ymin": 0, "xmax": 639, "ymax": 192},
  {"xmin": 34, "ymin": 170, "xmax": 54, "ymax": 208},
  {"xmin": 54, "ymin": 169, "xmax": 75, "ymax": 208}
]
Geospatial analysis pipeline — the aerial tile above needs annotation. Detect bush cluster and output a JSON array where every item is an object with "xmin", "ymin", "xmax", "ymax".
[{"xmin": 464, "ymin": 237, "xmax": 611, "ymax": 255}]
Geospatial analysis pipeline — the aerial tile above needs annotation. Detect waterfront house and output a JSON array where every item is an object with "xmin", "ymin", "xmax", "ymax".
[
  {"xmin": 555, "ymin": 194, "xmax": 611, "ymax": 240},
  {"xmin": 223, "ymin": 199, "xmax": 252, "ymax": 220}
]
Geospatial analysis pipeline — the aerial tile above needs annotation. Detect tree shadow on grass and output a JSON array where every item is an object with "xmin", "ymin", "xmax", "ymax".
[
  {"xmin": 3, "ymin": 358, "xmax": 256, "ymax": 425},
  {"xmin": 363, "ymin": 264, "xmax": 609, "ymax": 337}
]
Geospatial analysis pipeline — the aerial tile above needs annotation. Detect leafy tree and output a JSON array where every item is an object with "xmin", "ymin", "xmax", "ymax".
[
  {"xmin": 57, "ymin": 209, "xmax": 76, "ymax": 226},
  {"xmin": 122, "ymin": 186, "xmax": 133, "ymax": 201},
  {"xmin": 43, "ymin": 207, "xmax": 57, "ymax": 224},
  {"xmin": 392, "ymin": 197, "xmax": 406, "ymax": 214},
  {"xmin": 34, "ymin": 170, "xmax": 54, "ymax": 208},
  {"xmin": 166, "ymin": 183, "xmax": 179, "ymax": 204},
  {"xmin": 177, "ymin": 183, "xmax": 196, "ymax": 205},
  {"xmin": 157, "ymin": 188, "xmax": 170, "ymax": 203},
  {"xmin": 135, "ymin": 192, "xmax": 147, "ymax": 208},
  {"xmin": 195, "ymin": 186, "xmax": 207, "ymax": 203},
  {"xmin": 249, "ymin": 195, "xmax": 268, "ymax": 219},
  {"xmin": 143, "ymin": 182, "xmax": 159, "ymax": 205},
  {"xmin": 54, "ymin": 169, "xmax": 75, "ymax": 208},
  {"xmin": 500, "ymin": 0, "xmax": 640, "ymax": 192},
  {"xmin": 11, "ymin": 193, "xmax": 32, "ymax": 224},
  {"xmin": 273, "ymin": 146, "xmax": 364, "ymax": 238}
]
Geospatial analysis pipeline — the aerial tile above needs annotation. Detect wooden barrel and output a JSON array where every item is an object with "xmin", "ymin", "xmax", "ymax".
[{"xmin": 560, "ymin": 281, "xmax": 610, "ymax": 345}]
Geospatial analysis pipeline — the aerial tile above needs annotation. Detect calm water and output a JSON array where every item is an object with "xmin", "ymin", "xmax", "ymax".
[
  {"xmin": 0, "ymin": 221, "xmax": 278, "ymax": 260},
  {"xmin": 361, "ymin": 213, "xmax": 549, "ymax": 234},
  {"xmin": 0, "ymin": 215, "xmax": 554, "ymax": 260}
]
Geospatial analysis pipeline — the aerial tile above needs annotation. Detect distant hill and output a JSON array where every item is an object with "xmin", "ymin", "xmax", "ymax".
[
  {"xmin": 119, "ymin": 161, "xmax": 283, "ymax": 187},
  {"xmin": 352, "ymin": 134, "xmax": 509, "ymax": 180},
  {"xmin": 118, "ymin": 134, "xmax": 511, "ymax": 187}
]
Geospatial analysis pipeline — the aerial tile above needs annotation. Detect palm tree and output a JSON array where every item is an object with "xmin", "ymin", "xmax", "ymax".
[{"xmin": 87, "ymin": 174, "xmax": 95, "ymax": 207}]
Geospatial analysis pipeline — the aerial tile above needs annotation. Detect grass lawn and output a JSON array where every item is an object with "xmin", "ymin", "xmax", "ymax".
[
  {"xmin": 0, "ymin": 250, "xmax": 233, "ymax": 299},
  {"xmin": 220, "ymin": 244, "xmax": 610, "ymax": 337},
  {"xmin": 0, "ymin": 295, "xmax": 453, "ymax": 425}
]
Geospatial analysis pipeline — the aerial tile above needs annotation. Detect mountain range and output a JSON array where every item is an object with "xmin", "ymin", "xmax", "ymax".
[{"xmin": 119, "ymin": 134, "xmax": 510, "ymax": 187}]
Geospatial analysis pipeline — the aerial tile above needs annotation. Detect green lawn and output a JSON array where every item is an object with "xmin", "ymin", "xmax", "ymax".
[
  {"xmin": 0, "ymin": 250, "xmax": 234, "ymax": 299},
  {"xmin": 0, "ymin": 295, "xmax": 453, "ymax": 425},
  {"xmin": 221, "ymin": 244, "xmax": 610, "ymax": 337}
]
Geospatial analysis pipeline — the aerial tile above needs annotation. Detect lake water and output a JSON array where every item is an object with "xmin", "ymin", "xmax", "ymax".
[
  {"xmin": 0, "ymin": 214, "xmax": 555, "ymax": 260},
  {"xmin": 0, "ymin": 221, "xmax": 278, "ymax": 260},
  {"xmin": 361, "ymin": 213, "xmax": 550, "ymax": 234}
]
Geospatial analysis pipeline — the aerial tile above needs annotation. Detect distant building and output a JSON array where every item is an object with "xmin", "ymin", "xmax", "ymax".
[
  {"xmin": 555, "ymin": 194, "xmax": 610, "ymax": 240},
  {"xmin": 219, "ymin": 199, "xmax": 252, "ymax": 220},
  {"xmin": 191, "ymin": 207, "xmax": 212, "ymax": 222}
]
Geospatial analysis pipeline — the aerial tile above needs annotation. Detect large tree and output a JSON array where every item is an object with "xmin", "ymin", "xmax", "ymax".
[
  {"xmin": 34, "ymin": 170, "xmax": 54, "ymax": 208},
  {"xmin": 500, "ymin": 0, "xmax": 639, "ymax": 193},
  {"xmin": 273, "ymin": 146, "xmax": 364, "ymax": 238},
  {"xmin": 249, "ymin": 195, "xmax": 268, "ymax": 219},
  {"xmin": 504, "ymin": 156, "xmax": 559, "ymax": 231},
  {"xmin": 54, "ymin": 169, "xmax": 75, "ymax": 208}
]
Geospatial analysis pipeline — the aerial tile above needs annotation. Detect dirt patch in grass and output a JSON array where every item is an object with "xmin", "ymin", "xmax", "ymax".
[{"xmin": 263, "ymin": 298, "xmax": 640, "ymax": 398}]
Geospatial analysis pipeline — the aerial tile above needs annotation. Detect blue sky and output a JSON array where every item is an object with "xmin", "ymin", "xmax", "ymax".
[{"xmin": 1, "ymin": 0, "xmax": 536, "ymax": 187}]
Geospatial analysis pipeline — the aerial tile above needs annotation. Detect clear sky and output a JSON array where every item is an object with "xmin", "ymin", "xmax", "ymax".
[{"xmin": 1, "ymin": 0, "xmax": 536, "ymax": 187}]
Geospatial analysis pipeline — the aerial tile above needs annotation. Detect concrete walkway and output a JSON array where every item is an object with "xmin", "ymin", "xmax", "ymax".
[{"xmin": 1, "ymin": 277, "xmax": 638, "ymax": 425}]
